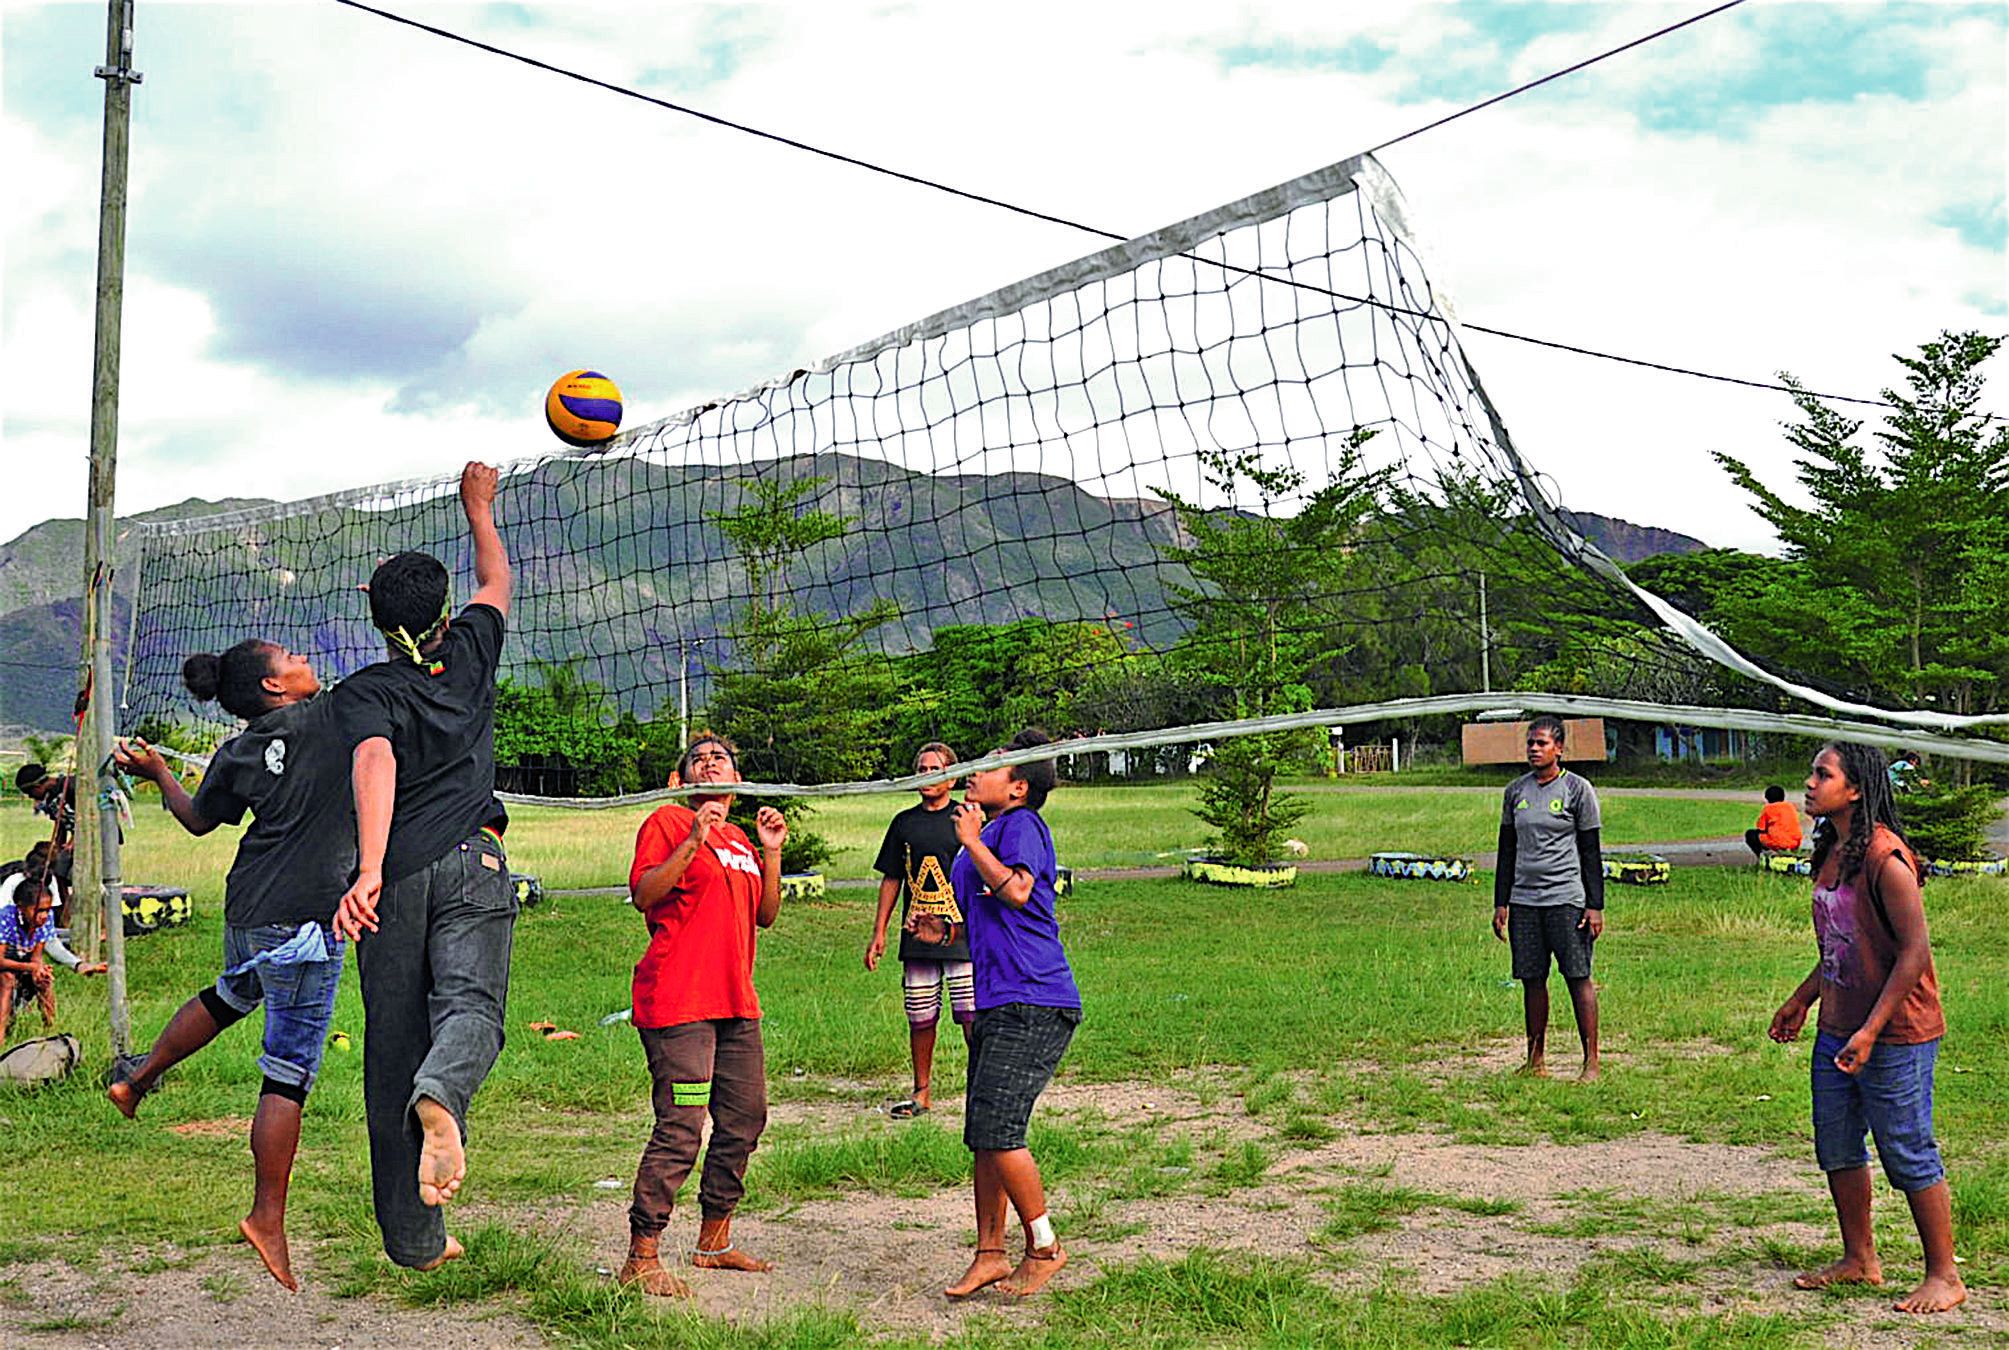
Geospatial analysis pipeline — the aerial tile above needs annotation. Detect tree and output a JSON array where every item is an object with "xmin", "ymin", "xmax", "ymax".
[
  {"xmin": 1712, "ymin": 332, "xmax": 2009, "ymax": 718},
  {"xmin": 705, "ymin": 474, "xmax": 895, "ymax": 872},
  {"xmin": 1156, "ymin": 429, "xmax": 1389, "ymax": 866}
]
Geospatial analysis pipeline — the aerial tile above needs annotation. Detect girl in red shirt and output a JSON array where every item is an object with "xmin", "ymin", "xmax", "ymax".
[{"xmin": 618, "ymin": 734, "xmax": 787, "ymax": 1298}]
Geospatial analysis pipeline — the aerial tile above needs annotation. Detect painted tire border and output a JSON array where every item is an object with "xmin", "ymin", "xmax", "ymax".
[
  {"xmin": 120, "ymin": 884, "xmax": 192, "ymax": 936},
  {"xmin": 1367, "ymin": 852, "xmax": 1475, "ymax": 883},
  {"xmin": 1182, "ymin": 858, "xmax": 1300, "ymax": 888},
  {"xmin": 1602, "ymin": 853, "xmax": 1671, "ymax": 886}
]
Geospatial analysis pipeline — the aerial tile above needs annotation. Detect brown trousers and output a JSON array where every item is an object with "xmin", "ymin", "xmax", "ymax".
[
  {"xmin": 0, "ymin": 966, "xmax": 56, "ymax": 1043},
  {"xmin": 630, "ymin": 1017, "xmax": 768, "ymax": 1239}
]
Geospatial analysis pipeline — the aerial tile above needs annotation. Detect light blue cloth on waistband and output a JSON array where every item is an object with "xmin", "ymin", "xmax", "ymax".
[{"xmin": 222, "ymin": 922, "xmax": 338, "ymax": 976}]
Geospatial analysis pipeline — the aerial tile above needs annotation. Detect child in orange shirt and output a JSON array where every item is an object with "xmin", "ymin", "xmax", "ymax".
[{"xmin": 1746, "ymin": 784, "xmax": 1803, "ymax": 859}]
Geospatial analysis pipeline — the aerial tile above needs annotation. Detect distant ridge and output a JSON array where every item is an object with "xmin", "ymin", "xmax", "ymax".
[{"xmin": 1566, "ymin": 511, "xmax": 1708, "ymax": 563}]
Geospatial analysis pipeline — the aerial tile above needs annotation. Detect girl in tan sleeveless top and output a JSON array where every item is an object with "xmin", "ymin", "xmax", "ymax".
[{"xmin": 1767, "ymin": 742, "xmax": 1963, "ymax": 1315}]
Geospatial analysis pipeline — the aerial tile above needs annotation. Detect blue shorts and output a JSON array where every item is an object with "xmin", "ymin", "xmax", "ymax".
[
  {"xmin": 215, "ymin": 922, "xmax": 345, "ymax": 1091},
  {"xmin": 1811, "ymin": 1030, "xmax": 1944, "ymax": 1193}
]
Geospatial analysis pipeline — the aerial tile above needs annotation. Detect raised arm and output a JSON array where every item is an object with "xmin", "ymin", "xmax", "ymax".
[
  {"xmin": 461, "ymin": 462, "xmax": 512, "ymax": 617},
  {"xmin": 113, "ymin": 739, "xmax": 219, "ymax": 837}
]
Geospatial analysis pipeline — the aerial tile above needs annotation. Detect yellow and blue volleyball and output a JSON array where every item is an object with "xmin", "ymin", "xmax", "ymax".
[{"xmin": 544, "ymin": 370, "xmax": 623, "ymax": 447}]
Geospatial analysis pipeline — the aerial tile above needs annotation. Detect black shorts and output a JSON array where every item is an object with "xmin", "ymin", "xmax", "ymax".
[
  {"xmin": 1509, "ymin": 903, "xmax": 1594, "ymax": 981},
  {"xmin": 964, "ymin": 1002, "xmax": 1080, "ymax": 1152}
]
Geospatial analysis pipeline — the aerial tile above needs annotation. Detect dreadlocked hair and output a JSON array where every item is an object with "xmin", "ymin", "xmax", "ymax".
[
  {"xmin": 368, "ymin": 551, "xmax": 451, "ymax": 663},
  {"xmin": 1809, "ymin": 741, "xmax": 1916, "ymax": 888}
]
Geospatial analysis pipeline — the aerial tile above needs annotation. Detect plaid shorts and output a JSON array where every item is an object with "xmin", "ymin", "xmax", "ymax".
[
  {"xmin": 1508, "ymin": 903, "xmax": 1595, "ymax": 981},
  {"xmin": 964, "ymin": 1002, "xmax": 1081, "ymax": 1152}
]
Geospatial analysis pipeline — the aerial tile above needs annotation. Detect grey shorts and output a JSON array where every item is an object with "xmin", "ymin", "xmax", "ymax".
[
  {"xmin": 964, "ymin": 1003, "xmax": 1080, "ymax": 1152},
  {"xmin": 1509, "ymin": 903, "xmax": 1594, "ymax": 981}
]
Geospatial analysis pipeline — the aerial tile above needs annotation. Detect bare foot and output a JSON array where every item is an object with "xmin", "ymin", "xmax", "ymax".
[
  {"xmin": 108, "ymin": 1080, "xmax": 143, "ymax": 1119},
  {"xmin": 1893, "ymin": 1271, "xmax": 1967, "ymax": 1314},
  {"xmin": 1578, "ymin": 1058, "xmax": 1601, "ymax": 1082},
  {"xmin": 238, "ymin": 1215, "xmax": 297, "ymax": 1292},
  {"xmin": 413, "ymin": 1098, "xmax": 465, "ymax": 1206},
  {"xmin": 1794, "ymin": 1256, "xmax": 1883, "ymax": 1290},
  {"xmin": 618, "ymin": 1255, "xmax": 692, "ymax": 1298},
  {"xmin": 415, "ymin": 1234, "xmax": 465, "ymax": 1272},
  {"xmin": 1514, "ymin": 1059, "xmax": 1549, "ymax": 1078},
  {"xmin": 945, "ymin": 1248, "xmax": 1012, "ymax": 1299},
  {"xmin": 691, "ymin": 1244, "xmax": 773, "ymax": 1272},
  {"xmin": 1005, "ymin": 1242, "xmax": 1067, "ymax": 1297}
]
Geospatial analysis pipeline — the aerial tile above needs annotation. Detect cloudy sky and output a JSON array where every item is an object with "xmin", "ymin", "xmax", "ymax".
[{"xmin": 3, "ymin": 0, "xmax": 2003, "ymax": 553}]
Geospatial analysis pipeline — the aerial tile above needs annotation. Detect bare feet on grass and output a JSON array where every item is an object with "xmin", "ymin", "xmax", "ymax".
[
  {"xmin": 107, "ymin": 1080, "xmax": 143, "ymax": 1119},
  {"xmin": 239, "ymin": 1215, "xmax": 296, "ymax": 1291},
  {"xmin": 1894, "ymin": 1272, "xmax": 1967, "ymax": 1314},
  {"xmin": 1514, "ymin": 1059, "xmax": 1548, "ymax": 1078},
  {"xmin": 945, "ymin": 1248, "xmax": 1012, "ymax": 1299},
  {"xmin": 1577, "ymin": 1057, "xmax": 1601, "ymax": 1082},
  {"xmin": 413, "ymin": 1097, "xmax": 465, "ymax": 1206},
  {"xmin": 1004, "ymin": 1243, "xmax": 1067, "ymax": 1297},
  {"xmin": 1794, "ymin": 1256, "xmax": 1883, "ymax": 1290},
  {"xmin": 415, "ymin": 1234, "xmax": 465, "ymax": 1272}
]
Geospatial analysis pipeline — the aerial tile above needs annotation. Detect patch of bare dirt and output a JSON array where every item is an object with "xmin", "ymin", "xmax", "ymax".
[
  {"xmin": 0, "ymin": 1246, "xmax": 540, "ymax": 1348},
  {"xmin": 165, "ymin": 1117, "xmax": 253, "ymax": 1139}
]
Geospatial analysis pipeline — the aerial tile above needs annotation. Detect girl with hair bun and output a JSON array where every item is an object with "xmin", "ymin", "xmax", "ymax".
[{"xmin": 109, "ymin": 638, "xmax": 360, "ymax": 1292}]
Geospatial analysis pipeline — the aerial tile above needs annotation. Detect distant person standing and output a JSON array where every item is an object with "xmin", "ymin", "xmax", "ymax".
[
  {"xmin": 1747, "ymin": 785, "xmax": 1804, "ymax": 860},
  {"xmin": 1492, "ymin": 715, "xmax": 1605, "ymax": 1080},
  {"xmin": 866, "ymin": 742, "xmax": 973, "ymax": 1119}
]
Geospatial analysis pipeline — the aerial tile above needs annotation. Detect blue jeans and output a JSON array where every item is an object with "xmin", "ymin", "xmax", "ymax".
[
  {"xmin": 214, "ymin": 922, "xmax": 345, "ymax": 1090},
  {"xmin": 356, "ymin": 829, "xmax": 518, "ymax": 1268},
  {"xmin": 1811, "ymin": 1030, "xmax": 1944, "ymax": 1193}
]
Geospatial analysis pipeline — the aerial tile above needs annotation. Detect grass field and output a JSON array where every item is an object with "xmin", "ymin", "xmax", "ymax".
[{"xmin": 2, "ymin": 789, "xmax": 2003, "ymax": 1346}]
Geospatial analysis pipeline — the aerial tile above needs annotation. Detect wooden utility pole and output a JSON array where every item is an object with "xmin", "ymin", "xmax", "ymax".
[{"xmin": 77, "ymin": 0, "xmax": 143, "ymax": 1058}]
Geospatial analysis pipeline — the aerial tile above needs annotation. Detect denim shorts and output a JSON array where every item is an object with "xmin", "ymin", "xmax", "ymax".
[
  {"xmin": 1811, "ymin": 1030, "xmax": 1944, "ymax": 1193},
  {"xmin": 215, "ymin": 922, "xmax": 346, "ymax": 1090}
]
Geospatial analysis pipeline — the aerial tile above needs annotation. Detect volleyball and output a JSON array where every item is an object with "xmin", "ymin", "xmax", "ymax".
[{"xmin": 544, "ymin": 369, "xmax": 623, "ymax": 447}]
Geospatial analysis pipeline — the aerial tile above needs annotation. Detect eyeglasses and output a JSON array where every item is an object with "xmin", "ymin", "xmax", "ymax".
[{"xmin": 687, "ymin": 750, "xmax": 734, "ymax": 766}]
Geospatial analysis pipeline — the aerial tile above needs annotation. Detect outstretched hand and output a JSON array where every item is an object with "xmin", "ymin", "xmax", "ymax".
[{"xmin": 113, "ymin": 737, "xmax": 168, "ymax": 783}]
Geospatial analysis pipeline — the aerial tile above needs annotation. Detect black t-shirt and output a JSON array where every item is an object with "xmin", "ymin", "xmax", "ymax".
[
  {"xmin": 335, "ymin": 602, "xmax": 508, "ymax": 883},
  {"xmin": 191, "ymin": 694, "xmax": 360, "ymax": 928},
  {"xmin": 873, "ymin": 801, "xmax": 968, "ymax": 963}
]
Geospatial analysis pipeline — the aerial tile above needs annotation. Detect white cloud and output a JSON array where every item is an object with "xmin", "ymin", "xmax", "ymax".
[{"xmin": 2, "ymin": 0, "xmax": 2002, "ymax": 558}]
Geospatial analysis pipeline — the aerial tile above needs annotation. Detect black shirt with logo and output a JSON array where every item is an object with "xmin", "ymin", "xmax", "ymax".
[
  {"xmin": 191, "ymin": 694, "xmax": 360, "ymax": 928},
  {"xmin": 335, "ymin": 602, "xmax": 508, "ymax": 883},
  {"xmin": 873, "ymin": 801, "xmax": 968, "ymax": 963}
]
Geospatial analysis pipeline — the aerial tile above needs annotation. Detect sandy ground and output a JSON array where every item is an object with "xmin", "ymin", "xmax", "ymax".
[{"xmin": 8, "ymin": 1070, "xmax": 1999, "ymax": 1346}]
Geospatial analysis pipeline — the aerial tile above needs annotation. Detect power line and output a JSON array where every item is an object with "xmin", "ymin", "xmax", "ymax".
[{"xmin": 331, "ymin": 0, "xmax": 1889, "ymax": 408}]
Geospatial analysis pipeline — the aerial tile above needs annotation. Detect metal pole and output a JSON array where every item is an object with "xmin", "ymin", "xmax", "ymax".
[
  {"xmin": 677, "ymin": 637, "xmax": 689, "ymax": 748},
  {"xmin": 80, "ymin": 0, "xmax": 143, "ymax": 1058},
  {"xmin": 1478, "ymin": 571, "xmax": 1491, "ymax": 694}
]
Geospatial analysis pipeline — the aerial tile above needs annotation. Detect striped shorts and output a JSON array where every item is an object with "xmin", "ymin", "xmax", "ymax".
[{"xmin": 903, "ymin": 959, "xmax": 975, "ymax": 1028}]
